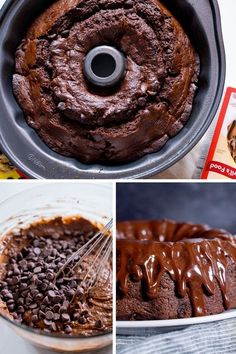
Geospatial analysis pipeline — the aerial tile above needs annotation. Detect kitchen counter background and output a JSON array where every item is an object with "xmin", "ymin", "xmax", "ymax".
[{"xmin": 0, "ymin": 0, "xmax": 235, "ymax": 179}]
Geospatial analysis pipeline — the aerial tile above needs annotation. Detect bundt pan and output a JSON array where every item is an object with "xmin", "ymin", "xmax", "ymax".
[{"xmin": 0, "ymin": 0, "xmax": 225, "ymax": 179}]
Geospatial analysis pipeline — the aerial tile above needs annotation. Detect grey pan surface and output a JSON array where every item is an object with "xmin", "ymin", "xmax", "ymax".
[{"xmin": 0, "ymin": 0, "xmax": 225, "ymax": 179}]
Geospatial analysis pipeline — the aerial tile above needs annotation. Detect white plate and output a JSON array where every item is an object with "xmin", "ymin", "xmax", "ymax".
[{"xmin": 116, "ymin": 310, "xmax": 236, "ymax": 335}]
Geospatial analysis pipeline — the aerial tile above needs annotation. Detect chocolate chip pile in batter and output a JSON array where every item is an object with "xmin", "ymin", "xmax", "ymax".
[{"xmin": 0, "ymin": 217, "xmax": 112, "ymax": 335}]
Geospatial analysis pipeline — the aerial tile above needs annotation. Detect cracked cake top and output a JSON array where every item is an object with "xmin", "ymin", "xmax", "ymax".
[{"xmin": 13, "ymin": 0, "xmax": 199, "ymax": 164}]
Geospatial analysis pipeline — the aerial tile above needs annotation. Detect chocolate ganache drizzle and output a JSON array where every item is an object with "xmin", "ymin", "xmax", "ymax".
[{"xmin": 116, "ymin": 220, "xmax": 236, "ymax": 317}]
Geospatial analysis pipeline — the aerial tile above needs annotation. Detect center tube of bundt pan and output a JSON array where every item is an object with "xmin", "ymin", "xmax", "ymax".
[{"xmin": 83, "ymin": 45, "xmax": 126, "ymax": 88}]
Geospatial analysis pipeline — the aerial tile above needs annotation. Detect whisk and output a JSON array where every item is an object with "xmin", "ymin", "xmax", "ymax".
[{"xmin": 54, "ymin": 219, "xmax": 113, "ymax": 294}]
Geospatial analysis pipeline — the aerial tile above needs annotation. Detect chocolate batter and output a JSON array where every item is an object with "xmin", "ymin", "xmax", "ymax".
[
  {"xmin": 13, "ymin": 0, "xmax": 199, "ymax": 164},
  {"xmin": 116, "ymin": 220, "xmax": 236, "ymax": 320},
  {"xmin": 0, "ymin": 216, "xmax": 112, "ymax": 335}
]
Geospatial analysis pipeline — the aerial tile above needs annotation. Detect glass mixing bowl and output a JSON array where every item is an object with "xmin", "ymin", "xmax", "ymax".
[{"xmin": 0, "ymin": 182, "xmax": 113, "ymax": 353}]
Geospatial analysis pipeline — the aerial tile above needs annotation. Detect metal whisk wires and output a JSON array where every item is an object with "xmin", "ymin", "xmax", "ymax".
[{"xmin": 54, "ymin": 219, "xmax": 113, "ymax": 292}]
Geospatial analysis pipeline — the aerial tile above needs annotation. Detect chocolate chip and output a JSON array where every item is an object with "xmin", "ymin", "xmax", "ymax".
[
  {"xmin": 35, "ymin": 279, "xmax": 42, "ymax": 286},
  {"xmin": 34, "ymin": 248, "xmax": 41, "ymax": 255},
  {"xmin": 18, "ymin": 298, "xmax": 24, "ymax": 305},
  {"xmin": 67, "ymin": 289, "xmax": 75, "ymax": 297},
  {"xmin": 1, "ymin": 289, "xmax": 9, "ymax": 297},
  {"xmin": 49, "ymin": 322, "xmax": 57, "ymax": 331},
  {"xmin": 38, "ymin": 273, "xmax": 46, "ymax": 280},
  {"xmin": 47, "ymin": 273, "xmax": 54, "ymax": 281},
  {"xmin": 73, "ymin": 313, "xmax": 80, "ymax": 321},
  {"xmin": 43, "ymin": 296, "xmax": 50, "ymax": 305},
  {"xmin": 43, "ymin": 249, "xmax": 52, "ymax": 257},
  {"xmin": 64, "ymin": 325, "xmax": 72, "ymax": 334},
  {"xmin": 44, "ymin": 319, "xmax": 52, "ymax": 326},
  {"xmin": 20, "ymin": 283, "xmax": 27, "ymax": 291},
  {"xmin": 48, "ymin": 290, "xmax": 56, "ymax": 299},
  {"xmin": 45, "ymin": 310, "xmax": 54, "ymax": 320},
  {"xmin": 32, "ymin": 315, "xmax": 38, "ymax": 323},
  {"xmin": 21, "ymin": 277, "xmax": 28, "ymax": 282},
  {"xmin": 78, "ymin": 316, "xmax": 87, "ymax": 324},
  {"xmin": 29, "ymin": 303, "xmax": 37, "ymax": 309},
  {"xmin": 8, "ymin": 304, "xmax": 15, "ymax": 311},
  {"xmin": 53, "ymin": 304, "xmax": 60, "ymax": 312},
  {"xmin": 29, "ymin": 285, "xmax": 37, "ymax": 292},
  {"xmin": 28, "ymin": 262, "xmax": 34, "ymax": 270},
  {"xmin": 70, "ymin": 280, "xmax": 77, "ymax": 288},
  {"xmin": 18, "ymin": 259, "xmax": 27, "ymax": 268},
  {"xmin": 61, "ymin": 313, "xmax": 70, "ymax": 322},
  {"xmin": 32, "ymin": 275, "xmax": 38, "ymax": 282},
  {"xmin": 54, "ymin": 313, "xmax": 60, "ymax": 321},
  {"xmin": 18, "ymin": 306, "xmax": 24, "ymax": 314},
  {"xmin": 17, "ymin": 252, "xmax": 23, "ymax": 261},
  {"xmin": 31, "ymin": 289, "xmax": 39, "ymax": 297},
  {"xmin": 48, "ymin": 33, "xmax": 57, "ymax": 40},
  {"xmin": 7, "ymin": 299, "xmax": 14, "ymax": 305},
  {"xmin": 26, "ymin": 297, "xmax": 33, "ymax": 306},
  {"xmin": 0, "ymin": 281, "xmax": 7, "ymax": 288},
  {"xmin": 41, "ymin": 283, "xmax": 48, "ymax": 291},
  {"xmin": 61, "ymin": 30, "xmax": 69, "ymax": 38},
  {"xmin": 58, "ymin": 102, "xmax": 66, "ymax": 111},
  {"xmin": 34, "ymin": 267, "xmax": 42, "ymax": 274},
  {"xmin": 76, "ymin": 287, "xmax": 84, "ymax": 296},
  {"xmin": 147, "ymin": 90, "xmax": 157, "ymax": 97},
  {"xmin": 13, "ymin": 267, "xmax": 20, "ymax": 276},
  {"xmin": 167, "ymin": 68, "xmax": 180, "ymax": 77},
  {"xmin": 137, "ymin": 97, "xmax": 147, "ymax": 107},
  {"xmin": 125, "ymin": 0, "xmax": 134, "ymax": 7},
  {"xmin": 62, "ymin": 300, "xmax": 69, "ymax": 308},
  {"xmin": 12, "ymin": 276, "xmax": 20, "ymax": 285},
  {"xmin": 81, "ymin": 310, "xmax": 89, "ymax": 317},
  {"xmin": 15, "ymin": 318, "xmax": 23, "ymax": 324},
  {"xmin": 39, "ymin": 310, "xmax": 45, "ymax": 319},
  {"xmin": 60, "ymin": 306, "xmax": 67, "ymax": 314},
  {"xmin": 12, "ymin": 312, "xmax": 18, "ymax": 319},
  {"xmin": 35, "ymin": 293, "xmax": 44, "ymax": 302},
  {"xmin": 21, "ymin": 290, "xmax": 28, "ymax": 297},
  {"xmin": 52, "ymin": 295, "xmax": 61, "ymax": 304},
  {"xmin": 95, "ymin": 320, "xmax": 102, "ymax": 328},
  {"xmin": 5, "ymin": 292, "xmax": 13, "ymax": 300}
]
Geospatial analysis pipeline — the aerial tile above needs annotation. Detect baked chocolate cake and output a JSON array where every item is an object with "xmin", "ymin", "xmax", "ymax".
[
  {"xmin": 13, "ymin": 0, "xmax": 199, "ymax": 164},
  {"xmin": 0, "ymin": 216, "xmax": 112, "ymax": 335},
  {"xmin": 116, "ymin": 220, "xmax": 236, "ymax": 320}
]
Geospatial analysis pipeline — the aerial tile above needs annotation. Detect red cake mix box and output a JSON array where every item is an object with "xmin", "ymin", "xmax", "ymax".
[{"xmin": 202, "ymin": 87, "xmax": 236, "ymax": 179}]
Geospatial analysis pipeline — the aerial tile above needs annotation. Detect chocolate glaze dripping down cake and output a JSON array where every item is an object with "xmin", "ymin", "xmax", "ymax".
[{"xmin": 116, "ymin": 220, "xmax": 236, "ymax": 320}]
